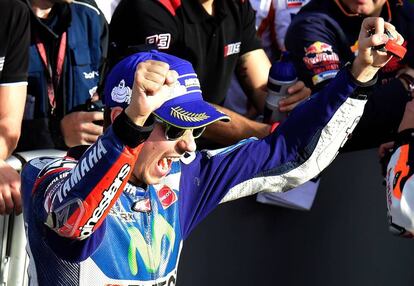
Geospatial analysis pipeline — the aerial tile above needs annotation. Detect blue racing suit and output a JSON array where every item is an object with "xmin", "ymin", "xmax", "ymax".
[{"xmin": 21, "ymin": 67, "xmax": 369, "ymax": 285}]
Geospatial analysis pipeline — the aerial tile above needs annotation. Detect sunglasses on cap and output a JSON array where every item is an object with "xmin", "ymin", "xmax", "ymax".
[{"xmin": 154, "ymin": 118, "xmax": 206, "ymax": 141}]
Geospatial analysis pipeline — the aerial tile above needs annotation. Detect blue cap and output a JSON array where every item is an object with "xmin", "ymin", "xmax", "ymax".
[{"xmin": 104, "ymin": 50, "xmax": 230, "ymax": 128}]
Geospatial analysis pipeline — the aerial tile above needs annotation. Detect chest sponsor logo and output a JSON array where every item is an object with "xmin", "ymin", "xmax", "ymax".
[
  {"xmin": 224, "ymin": 42, "xmax": 241, "ymax": 57},
  {"xmin": 157, "ymin": 186, "xmax": 177, "ymax": 209},
  {"xmin": 83, "ymin": 70, "xmax": 99, "ymax": 79},
  {"xmin": 146, "ymin": 33, "xmax": 171, "ymax": 50},
  {"xmin": 79, "ymin": 163, "xmax": 131, "ymax": 239},
  {"xmin": 0, "ymin": 57, "xmax": 4, "ymax": 72},
  {"xmin": 303, "ymin": 41, "xmax": 340, "ymax": 82},
  {"xmin": 127, "ymin": 214, "xmax": 176, "ymax": 275},
  {"xmin": 132, "ymin": 198, "xmax": 151, "ymax": 213}
]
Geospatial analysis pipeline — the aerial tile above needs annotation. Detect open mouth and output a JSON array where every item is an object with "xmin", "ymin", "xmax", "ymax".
[{"xmin": 156, "ymin": 157, "xmax": 179, "ymax": 177}]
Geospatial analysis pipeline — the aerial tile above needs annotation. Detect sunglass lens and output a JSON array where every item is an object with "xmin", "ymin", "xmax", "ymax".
[
  {"xmin": 166, "ymin": 125, "xmax": 186, "ymax": 140},
  {"xmin": 192, "ymin": 126, "xmax": 206, "ymax": 139}
]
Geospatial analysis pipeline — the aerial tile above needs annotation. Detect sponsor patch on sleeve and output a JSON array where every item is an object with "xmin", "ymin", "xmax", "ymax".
[
  {"xmin": 302, "ymin": 41, "xmax": 340, "ymax": 85},
  {"xmin": 312, "ymin": 70, "xmax": 338, "ymax": 85}
]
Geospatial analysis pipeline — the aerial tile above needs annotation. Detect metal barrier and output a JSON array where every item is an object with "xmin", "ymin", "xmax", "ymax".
[{"xmin": 0, "ymin": 150, "xmax": 66, "ymax": 286}]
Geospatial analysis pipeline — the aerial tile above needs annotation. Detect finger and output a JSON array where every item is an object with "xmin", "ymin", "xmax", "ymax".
[
  {"xmin": 10, "ymin": 187, "xmax": 22, "ymax": 215},
  {"xmin": 140, "ymin": 75, "xmax": 165, "ymax": 95},
  {"xmin": 142, "ymin": 60, "xmax": 170, "ymax": 83},
  {"xmin": 84, "ymin": 134, "xmax": 100, "ymax": 145},
  {"xmin": 0, "ymin": 192, "xmax": 6, "ymax": 215},
  {"xmin": 384, "ymin": 22, "xmax": 397, "ymax": 36},
  {"xmin": 82, "ymin": 122, "xmax": 103, "ymax": 136},
  {"xmin": 286, "ymin": 81, "xmax": 305, "ymax": 94},
  {"xmin": 280, "ymin": 89, "xmax": 310, "ymax": 109},
  {"xmin": 279, "ymin": 93, "xmax": 302, "ymax": 107},
  {"xmin": 91, "ymin": 93, "xmax": 100, "ymax": 101},
  {"xmin": 144, "ymin": 68, "xmax": 169, "ymax": 85},
  {"xmin": 279, "ymin": 101, "xmax": 299, "ymax": 112},
  {"xmin": 370, "ymin": 33, "xmax": 389, "ymax": 47},
  {"xmin": 361, "ymin": 17, "xmax": 383, "ymax": 37},
  {"xmin": 135, "ymin": 61, "xmax": 169, "ymax": 95},
  {"xmin": 79, "ymin": 111, "xmax": 104, "ymax": 122},
  {"xmin": 373, "ymin": 17, "xmax": 385, "ymax": 36},
  {"xmin": 2, "ymin": 188, "xmax": 14, "ymax": 215},
  {"xmin": 360, "ymin": 17, "xmax": 388, "ymax": 49}
]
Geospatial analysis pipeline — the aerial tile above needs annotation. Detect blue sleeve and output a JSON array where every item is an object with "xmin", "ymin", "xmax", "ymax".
[
  {"xmin": 21, "ymin": 127, "xmax": 140, "ymax": 261},
  {"xmin": 178, "ymin": 68, "xmax": 367, "ymax": 238}
]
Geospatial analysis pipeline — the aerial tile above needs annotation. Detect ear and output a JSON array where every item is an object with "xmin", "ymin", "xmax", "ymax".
[{"xmin": 110, "ymin": 106, "xmax": 124, "ymax": 123}]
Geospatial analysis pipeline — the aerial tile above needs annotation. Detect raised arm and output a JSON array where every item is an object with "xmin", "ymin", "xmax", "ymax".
[
  {"xmin": 21, "ymin": 60, "xmax": 176, "ymax": 247},
  {"xmin": 179, "ymin": 17, "xmax": 404, "ymax": 237}
]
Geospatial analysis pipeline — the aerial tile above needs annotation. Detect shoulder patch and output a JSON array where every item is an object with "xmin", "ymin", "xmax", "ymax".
[
  {"xmin": 37, "ymin": 158, "xmax": 77, "ymax": 179},
  {"xmin": 302, "ymin": 41, "xmax": 340, "ymax": 85},
  {"xmin": 158, "ymin": 0, "xmax": 182, "ymax": 16},
  {"xmin": 28, "ymin": 157, "xmax": 58, "ymax": 170}
]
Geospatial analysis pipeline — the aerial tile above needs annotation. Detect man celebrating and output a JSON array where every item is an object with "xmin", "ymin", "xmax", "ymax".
[
  {"xmin": 21, "ymin": 18, "xmax": 401, "ymax": 285},
  {"xmin": 109, "ymin": 0, "xmax": 311, "ymax": 148}
]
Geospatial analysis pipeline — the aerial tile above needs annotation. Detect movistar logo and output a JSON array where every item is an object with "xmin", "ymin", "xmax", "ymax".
[{"xmin": 127, "ymin": 214, "xmax": 175, "ymax": 275}]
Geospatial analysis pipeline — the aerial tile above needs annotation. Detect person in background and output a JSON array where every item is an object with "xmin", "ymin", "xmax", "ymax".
[
  {"xmin": 94, "ymin": 0, "xmax": 120, "ymax": 23},
  {"xmin": 285, "ymin": 0, "xmax": 414, "ymax": 151},
  {"xmin": 0, "ymin": 0, "xmax": 30, "ymax": 214},
  {"xmin": 109, "ymin": 0, "xmax": 310, "ymax": 149},
  {"xmin": 20, "ymin": 18, "xmax": 403, "ymax": 284},
  {"xmin": 224, "ymin": 0, "xmax": 311, "ymax": 118},
  {"xmin": 17, "ymin": 0, "xmax": 108, "ymax": 151},
  {"xmin": 222, "ymin": 0, "xmax": 315, "ymax": 210}
]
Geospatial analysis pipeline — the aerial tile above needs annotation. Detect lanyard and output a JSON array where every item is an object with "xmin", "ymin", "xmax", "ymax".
[{"xmin": 36, "ymin": 31, "xmax": 67, "ymax": 115}]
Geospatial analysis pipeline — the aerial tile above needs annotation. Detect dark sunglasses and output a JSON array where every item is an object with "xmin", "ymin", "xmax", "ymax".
[{"xmin": 155, "ymin": 118, "xmax": 206, "ymax": 141}]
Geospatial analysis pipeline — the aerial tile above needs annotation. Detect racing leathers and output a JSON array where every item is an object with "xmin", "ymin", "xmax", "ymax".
[{"xmin": 21, "ymin": 67, "xmax": 370, "ymax": 285}]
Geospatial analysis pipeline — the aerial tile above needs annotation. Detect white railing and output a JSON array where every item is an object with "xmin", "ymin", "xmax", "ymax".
[{"xmin": 0, "ymin": 150, "xmax": 66, "ymax": 286}]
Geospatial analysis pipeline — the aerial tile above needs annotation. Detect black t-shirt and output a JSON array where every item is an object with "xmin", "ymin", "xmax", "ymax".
[
  {"xmin": 0, "ymin": 0, "xmax": 30, "ymax": 84},
  {"xmin": 109, "ymin": 0, "xmax": 262, "ymax": 105}
]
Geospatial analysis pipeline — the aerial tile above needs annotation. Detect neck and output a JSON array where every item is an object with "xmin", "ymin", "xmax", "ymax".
[
  {"xmin": 200, "ymin": 0, "xmax": 214, "ymax": 16},
  {"xmin": 31, "ymin": 0, "xmax": 54, "ymax": 19}
]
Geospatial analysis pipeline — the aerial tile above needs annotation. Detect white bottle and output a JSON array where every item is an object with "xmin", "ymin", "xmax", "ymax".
[{"xmin": 263, "ymin": 52, "xmax": 297, "ymax": 124}]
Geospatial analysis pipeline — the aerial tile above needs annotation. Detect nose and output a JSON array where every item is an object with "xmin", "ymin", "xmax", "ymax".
[{"xmin": 176, "ymin": 130, "xmax": 197, "ymax": 153}]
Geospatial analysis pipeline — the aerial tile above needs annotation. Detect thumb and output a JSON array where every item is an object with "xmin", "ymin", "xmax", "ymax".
[{"xmin": 372, "ymin": 33, "xmax": 389, "ymax": 47}]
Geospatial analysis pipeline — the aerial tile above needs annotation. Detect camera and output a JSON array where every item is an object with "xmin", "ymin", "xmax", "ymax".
[
  {"xmin": 72, "ymin": 98, "xmax": 105, "ymax": 126},
  {"xmin": 85, "ymin": 98, "xmax": 105, "ymax": 112}
]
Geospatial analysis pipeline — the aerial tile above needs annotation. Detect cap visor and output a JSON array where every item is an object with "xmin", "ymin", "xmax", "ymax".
[{"xmin": 153, "ymin": 100, "xmax": 230, "ymax": 129}]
